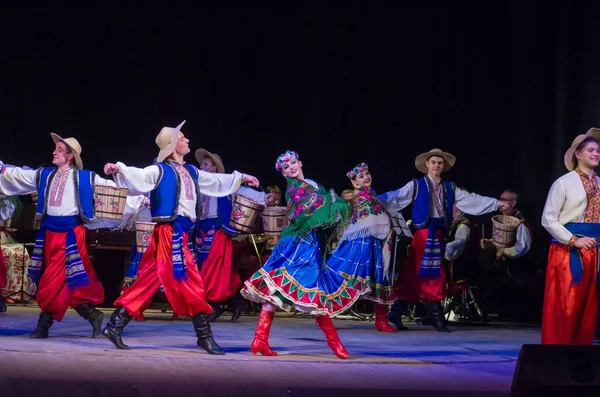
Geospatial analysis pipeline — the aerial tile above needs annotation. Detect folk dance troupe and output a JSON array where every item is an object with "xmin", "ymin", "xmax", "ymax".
[{"xmin": 0, "ymin": 121, "xmax": 598, "ymax": 359}]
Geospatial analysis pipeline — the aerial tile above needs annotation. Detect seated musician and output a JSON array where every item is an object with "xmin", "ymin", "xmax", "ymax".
[{"xmin": 479, "ymin": 189, "xmax": 533, "ymax": 321}]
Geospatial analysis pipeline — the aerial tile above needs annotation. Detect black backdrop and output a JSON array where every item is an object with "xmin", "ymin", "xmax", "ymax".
[{"xmin": 2, "ymin": 3, "xmax": 600, "ymax": 272}]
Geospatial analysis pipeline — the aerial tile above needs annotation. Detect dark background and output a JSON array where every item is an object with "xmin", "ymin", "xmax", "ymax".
[{"xmin": 1, "ymin": 3, "xmax": 600, "ymax": 287}]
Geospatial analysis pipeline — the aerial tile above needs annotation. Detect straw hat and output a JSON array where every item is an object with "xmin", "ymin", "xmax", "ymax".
[
  {"xmin": 415, "ymin": 148, "xmax": 456, "ymax": 174},
  {"xmin": 155, "ymin": 120, "xmax": 186, "ymax": 163},
  {"xmin": 50, "ymin": 133, "xmax": 83, "ymax": 170},
  {"xmin": 564, "ymin": 127, "xmax": 600, "ymax": 171},
  {"xmin": 194, "ymin": 149, "xmax": 225, "ymax": 173}
]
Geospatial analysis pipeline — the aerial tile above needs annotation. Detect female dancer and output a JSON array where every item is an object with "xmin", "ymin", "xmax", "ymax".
[{"xmin": 241, "ymin": 150, "xmax": 360, "ymax": 359}]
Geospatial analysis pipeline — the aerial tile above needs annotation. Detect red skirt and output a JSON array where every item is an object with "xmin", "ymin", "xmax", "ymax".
[
  {"xmin": 199, "ymin": 230, "xmax": 240, "ymax": 302},
  {"xmin": 542, "ymin": 243, "xmax": 599, "ymax": 344},
  {"xmin": 36, "ymin": 226, "xmax": 104, "ymax": 321},
  {"xmin": 393, "ymin": 228, "xmax": 447, "ymax": 302},
  {"xmin": 115, "ymin": 224, "xmax": 212, "ymax": 320}
]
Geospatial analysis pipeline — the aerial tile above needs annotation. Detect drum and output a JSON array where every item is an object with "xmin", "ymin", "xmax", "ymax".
[
  {"xmin": 230, "ymin": 194, "xmax": 265, "ymax": 233},
  {"xmin": 261, "ymin": 206, "xmax": 288, "ymax": 236},
  {"xmin": 135, "ymin": 222, "xmax": 156, "ymax": 253},
  {"xmin": 93, "ymin": 185, "xmax": 129, "ymax": 220},
  {"xmin": 491, "ymin": 215, "xmax": 520, "ymax": 248}
]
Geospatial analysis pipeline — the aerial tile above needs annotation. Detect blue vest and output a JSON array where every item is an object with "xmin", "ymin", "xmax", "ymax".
[
  {"xmin": 35, "ymin": 167, "xmax": 95, "ymax": 222},
  {"xmin": 411, "ymin": 177, "xmax": 455, "ymax": 230},
  {"xmin": 150, "ymin": 162, "xmax": 202, "ymax": 222}
]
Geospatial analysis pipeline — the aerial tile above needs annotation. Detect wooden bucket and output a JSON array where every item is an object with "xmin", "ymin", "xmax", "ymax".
[
  {"xmin": 135, "ymin": 222, "xmax": 156, "ymax": 253},
  {"xmin": 261, "ymin": 206, "xmax": 289, "ymax": 236},
  {"xmin": 491, "ymin": 215, "xmax": 520, "ymax": 248},
  {"xmin": 93, "ymin": 185, "xmax": 129, "ymax": 220},
  {"xmin": 230, "ymin": 194, "xmax": 265, "ymax": 233}
]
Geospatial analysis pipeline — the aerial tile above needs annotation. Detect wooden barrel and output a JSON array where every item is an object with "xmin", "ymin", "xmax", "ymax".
[
  {"xmin": 135, "ymin": 221, "xmax": 156, "ymax": 253},
  {"xmin": 261, "ymin": 206, "xmax": 289, "ymax": 236},
  {"xmin": 93, "ymin": 185, "xmax": 129, "ymax": 220},
  {"xmin": 230, "ymin": 194, "xmax": 265, "ymax": 233},
  {"xmin": 491, "ymin": 215, "xmax": 520, "ymax": 248}
]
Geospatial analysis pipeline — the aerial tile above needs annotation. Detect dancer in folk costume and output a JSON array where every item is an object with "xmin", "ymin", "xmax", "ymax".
[
  {"xmin": 102, "ymin": 120, "xmax": 259, "ymax": 354},
  {"xmin": 194, "ymin": 149, "xmax": 276, "ymax": 322},
  {"xmin": 0, "ymin": 135, "xmax": 114, "ymax": 338},
  {"xmin": 541, "ymin": 129, "xmax": 600, "ymax": 344},
  {"xmin": 378, "ymin": 149, "xmax": 508, "ymax": 332},
  {"xmin": 241, "ymin": 150, "xmax": 360, "ymax": 359},
  {"xmin": 325, "ymin": 163, "xmax": 397, "ymax": 332}
]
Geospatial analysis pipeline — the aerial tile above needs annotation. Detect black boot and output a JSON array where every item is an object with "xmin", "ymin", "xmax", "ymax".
[
  {"xmin": 102, "ymin": 307, "xmax": 133, "ymax": 350},
  {"xmin": 387, "ymin": 300, "xmax": 409, "ymax": 331},
  {"xmin": 0, "ymin": 300, "xmax": 6, "ymax": 313},
  {"xmin": 230, "ymin": 295, "xmax": 244, "ymax": 323},
  {"xmin": 30, "ymin": 312, "xmax": 53, "ymax": 338},
  {"xmin": 192, "ymin": 312, "xmax": 225, "ymax": 355},
  {"xmin": 430, "ymin": 301, "xmax": 450, "ymax": 332},
  {"xmin": 206, "ymin": 301, "xmax": 223, "ymax": 322},
  {"xmin": 419, "ymin": 301, "xmax": 434, "ymax": 326},
  {"xmin": 75, "ymin": 303, "xmax": 105, "ymax": 338}
]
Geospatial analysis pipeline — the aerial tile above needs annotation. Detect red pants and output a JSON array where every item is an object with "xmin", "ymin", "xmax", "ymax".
[
  {"xmin": 115, "ymin": 224, "xmax": 212, "ymax": 320},
  {"xmin": 393, "ymin": 228, "xmax": 447, "ymax": 302},
  {"xmin": 36, "ymin": 226, "xmax": 104, "ymax": 321},
  {"xmin": 0, "ymin": 242, "xmax": 7, "ymax": 289},
  {"xmin": 542, "ymin": 244, "xmax": 599, "ymax": 344},
  {"xmin": 199, "ymin": 230, "xmax": 240, "ymax": 302}
]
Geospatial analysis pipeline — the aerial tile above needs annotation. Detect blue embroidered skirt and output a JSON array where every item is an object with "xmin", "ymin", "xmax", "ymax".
[
  {"xmin": 241, "ymin": 230, "xmax": 362, "ymax": 316},
  {"xmin": 327, "ymin": 236, "xmax": 396, "ymax": 304}
]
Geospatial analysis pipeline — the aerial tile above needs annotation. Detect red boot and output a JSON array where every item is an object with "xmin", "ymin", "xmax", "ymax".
[
  {"xmin": 374, "ymin": 303, "xmax": 396, "ymax": 333},
  {"xmin": 251, "ymin": 310, "xmax": 278, "ymax": 356},
  {"xmin": 316, "ymin": 315, "xmax": 349, "ymax": 359}
]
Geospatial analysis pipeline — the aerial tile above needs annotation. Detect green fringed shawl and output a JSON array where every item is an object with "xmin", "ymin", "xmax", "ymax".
[{"xmin": 281, "ymin": 177, "xmax": 349, "ymax": 239}]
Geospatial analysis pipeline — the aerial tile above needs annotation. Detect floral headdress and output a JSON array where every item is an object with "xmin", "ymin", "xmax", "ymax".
[
  {"xmin": 275, "ymin": 150, "xmax": 299, "ymax": 172},
  {"xmin": 346, "ymin": 162, "xmax": 368, "ymax": 179}
]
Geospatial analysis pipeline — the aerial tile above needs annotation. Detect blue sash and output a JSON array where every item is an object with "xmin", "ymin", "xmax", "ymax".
[
  {"xmin": 419, "ymin": 217, "xmax": 446, "ymax": 278},
  {"xmin": 551, "ymin": 222, "xmax": 600, "ymax": 285},
  {"xmin": 171, "ymin": 216, "xmax": 196, "ymax": 281}
]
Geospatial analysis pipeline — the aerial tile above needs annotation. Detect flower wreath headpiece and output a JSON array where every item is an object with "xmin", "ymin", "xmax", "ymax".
[
  {"xmin": 275, "ymin": 150, "xmax": 299, "ymax": 172},
  {"xmin": 346, "ymin": 162, "xmax": 368, "ymax": 179}
]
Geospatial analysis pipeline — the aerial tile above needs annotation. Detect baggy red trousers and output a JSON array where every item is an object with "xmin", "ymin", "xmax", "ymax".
[
  {"xmin": 36, "ymin": 226, "xmax": 104, "ymax": 321},
  {"xmin": 542, "ymin": 243, "xmax": 598, "ymax": 344},
  {"xmin": 199, "ymin": 230, "xmax": 240, "ymax": 302},
  {"xmin": 115, "ymin": 224, "xmax": 212, "ymax": 320}
]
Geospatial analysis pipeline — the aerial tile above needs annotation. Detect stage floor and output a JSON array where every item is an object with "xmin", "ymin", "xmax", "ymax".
[{"xmin": 0, "ymin": 306, "xmax": 540, "ymax": 396}]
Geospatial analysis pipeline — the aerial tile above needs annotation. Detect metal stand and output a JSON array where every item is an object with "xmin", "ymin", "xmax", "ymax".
[{"xmin": 443, "ymin": 262, "xmax": 485, "ymax": 324}]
